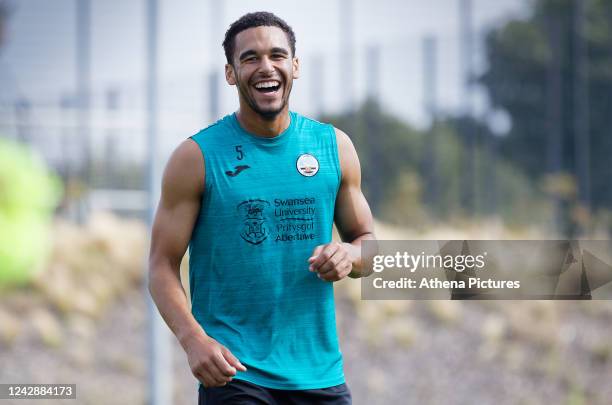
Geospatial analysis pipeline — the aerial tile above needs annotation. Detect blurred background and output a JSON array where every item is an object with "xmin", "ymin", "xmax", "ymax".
[{"xmin": 0, "ymin": 0, "xmax": 611, "ymax": 404}]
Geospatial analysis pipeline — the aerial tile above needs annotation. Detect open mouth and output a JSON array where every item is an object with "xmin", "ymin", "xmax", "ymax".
[{"xmin": 253, "ymin": 80, "xmax": 281, "ymax": 94}]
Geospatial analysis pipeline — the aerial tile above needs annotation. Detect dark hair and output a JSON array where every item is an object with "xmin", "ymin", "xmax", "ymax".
[{"xmin": 222, "ymin": 11, "xmax": 296, "ymax": 65}]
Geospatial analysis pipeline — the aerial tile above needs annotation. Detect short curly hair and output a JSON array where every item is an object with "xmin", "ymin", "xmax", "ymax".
[{"xmin": 222, "ymin": 11, "xmax": 296, "ymax": 65}]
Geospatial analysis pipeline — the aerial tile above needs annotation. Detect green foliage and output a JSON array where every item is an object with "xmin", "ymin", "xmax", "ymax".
[
  {"xmin": 322, "ymin": 99, "xmax": 422, "ymax": 214},
  {"xmin": 322, "ymin": 100, "xmax": 548, "ymax": 227},
  {"xmin": 380, "ymin": 171, "xmax": 429, "ymax": 228},
  {"xmin": 493, "ymin": 159, "xmax": 554, "ymax": 225},
  {"xmin": 0, "ymin": 138, "xmax": 62, "ymax": 288},
  {"xmin": 422, "ymin": 123, "xmax": 464, "ymax": 218},
  {"xmin": 480, "ymin": 0, "xmax": 612, "ymax": 214}
]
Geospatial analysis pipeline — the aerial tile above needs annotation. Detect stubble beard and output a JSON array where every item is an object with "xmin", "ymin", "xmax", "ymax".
[{"xmin": 237, "ymin": 79, "xmax": 293, "ymax": 122}]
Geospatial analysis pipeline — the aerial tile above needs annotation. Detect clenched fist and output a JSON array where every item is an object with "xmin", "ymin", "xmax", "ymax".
[
  {"xmin": 308, "ymin": 242, "xmax": 355, "ymax": 282},
  {"xmin": 182, "ymin": 333, "xmax": 247, "ymax": 387}
]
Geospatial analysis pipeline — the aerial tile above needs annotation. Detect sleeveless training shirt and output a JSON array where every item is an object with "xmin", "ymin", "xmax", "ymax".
[{"xmin": 188, "ymin": 111, "xmax": 344, "ymax": 389}]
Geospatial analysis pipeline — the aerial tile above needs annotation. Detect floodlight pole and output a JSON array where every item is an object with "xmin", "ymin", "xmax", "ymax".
[
  {"xmin": 459, "ymin": 0, "xmax": 476, "ymax": 216},
  {"xmin": 146, "ymin": 0, "xmax": 172, "ymax": 404},
  {"xmin": 76, "ymin": 0, "xmax": 91, "ymax": 220},
  {"xmin": 207, "ymin": 0, "xmax": 223, "ymax": 121},
  {"xmin": 340, "ymin": 0, "xmax": 354, "ymax": 112}
]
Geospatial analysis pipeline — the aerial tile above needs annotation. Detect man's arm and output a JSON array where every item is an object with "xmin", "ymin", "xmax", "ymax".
[
  {"xmin": 148, "ymin": 139, "xmax": 245, "ymax": 387},
  {"xmin": 308, "ymin": 128, "xmax": 376, "ymax": 280}
]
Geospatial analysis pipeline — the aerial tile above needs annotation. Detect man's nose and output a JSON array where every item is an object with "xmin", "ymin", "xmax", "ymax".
[{"xmin": 258, "ymin": 56, "xmax": 274, "ymax": 74}]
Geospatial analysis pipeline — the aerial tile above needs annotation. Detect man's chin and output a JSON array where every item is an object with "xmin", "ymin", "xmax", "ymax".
[
  {"xmin": 257, "ymin": 109, "xmax": 283, "ymax": 121},
  {"xmin": 253, "ymin": 103, "xmax": 286, "ymax": 121}
]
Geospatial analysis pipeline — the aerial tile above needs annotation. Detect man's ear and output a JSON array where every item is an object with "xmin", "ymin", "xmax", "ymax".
[
  {"xmin": 225, "ymin": 63, "xmax": 236, "ymax": 85},
  {"xmin": 292, "ymin": 57, "xmax": 300, "ymax": 80}
]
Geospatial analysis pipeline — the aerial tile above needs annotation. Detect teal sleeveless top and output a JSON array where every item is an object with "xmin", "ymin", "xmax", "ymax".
[{"xmin": 188, "ymin": 111, "xmax": 344, "ymax": 390}]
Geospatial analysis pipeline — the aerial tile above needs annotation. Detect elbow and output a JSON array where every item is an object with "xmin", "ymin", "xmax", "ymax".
[
  {"xmin": 344, "ymin": 230, "xmax": 376, "ymax": 244},
  {"xmin": 147, "ymin": 255, "xmax": 180, "ymax": 294}
]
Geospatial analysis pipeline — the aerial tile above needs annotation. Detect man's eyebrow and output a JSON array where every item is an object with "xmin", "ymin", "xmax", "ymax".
[
  {"xmin": 270, "ymin": 47, "xmax": 289, "ymax": 55},
  {"xmin": 238, "ymin": 50, "xmax": 258, "ymax": 61},
  {"xmin": 239, "ymin": 47, "xmax": 290, "ymax": 61}
]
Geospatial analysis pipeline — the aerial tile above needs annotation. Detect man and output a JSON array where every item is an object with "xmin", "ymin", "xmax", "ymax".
[{"xmin": 148, "ymin": 11, "xmax": 375, "ymax": 405}]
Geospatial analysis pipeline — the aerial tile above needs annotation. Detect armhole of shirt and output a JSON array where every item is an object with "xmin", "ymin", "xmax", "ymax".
[
  {"xmin": 327, "ymin": 124, "xmax": 343, "ymax": 192},
  {"xmin": 188, "ymin": 135, "xmax": 211, "ymax": 196}
]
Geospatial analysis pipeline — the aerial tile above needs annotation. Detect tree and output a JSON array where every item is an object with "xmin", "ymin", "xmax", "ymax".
[
  {"xmin": 0, "ymin": 1, "xmax": 11, "ymax": 50},
  {"xmin": 322, "ymin": 100, "xmax": 549, "ymax": 227},
  {"xmin": 480, "ymin": 0, "xmax": 612, "ymax": 229}
]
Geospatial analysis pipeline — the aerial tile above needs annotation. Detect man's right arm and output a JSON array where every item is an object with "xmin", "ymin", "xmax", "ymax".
[{"xmin": 148, "ymin": 139, "xmax": 246, "ymax": 387}]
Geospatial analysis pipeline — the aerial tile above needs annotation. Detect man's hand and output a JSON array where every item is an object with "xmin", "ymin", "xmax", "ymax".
[
  {"xmin": 182, "ymin": 332, "xmax": 247, "ymax": 387},
  {"xmin": 308, "ymin": 242, "xmax": 355, "ymax": 282}
]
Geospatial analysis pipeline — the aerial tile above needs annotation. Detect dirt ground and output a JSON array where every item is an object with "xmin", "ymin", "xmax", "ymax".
[{"xmin": 1, "ymin": 214, "xmax": 611, "ymax": 405}]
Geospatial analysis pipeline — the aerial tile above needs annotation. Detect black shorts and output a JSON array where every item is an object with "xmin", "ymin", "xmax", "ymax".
[{"xmin": 198, "ymin": 379, "xmax": 352, "ymax": 405}]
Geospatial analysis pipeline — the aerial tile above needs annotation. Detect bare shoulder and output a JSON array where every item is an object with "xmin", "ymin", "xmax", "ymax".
[
  {"xmin": 333, "ymin": 127, "xmax": 353, "ymax": 151},
  {"xmin": 333, "ymin": 127, "xmax": 360, "ymax": 184},
  {"xmin": 162, "ymin": 139, "xmax": 205, "ymax": 202}
]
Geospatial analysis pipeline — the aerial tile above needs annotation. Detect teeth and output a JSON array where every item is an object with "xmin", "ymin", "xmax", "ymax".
[{"xmin": 254, "ymin": 81, "xmax": 280, "ymax": 89}]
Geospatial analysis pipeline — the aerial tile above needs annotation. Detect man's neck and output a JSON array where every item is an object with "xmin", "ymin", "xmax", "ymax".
[{"xmin": 236, "ymin": 107, "xmax": 291, "ymax": 138}]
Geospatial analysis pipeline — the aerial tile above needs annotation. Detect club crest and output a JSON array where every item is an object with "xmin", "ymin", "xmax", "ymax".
[
  {"xmin": 237, "ymin": 199, "xmax": 270, "ymax": 245},
  {"xmin": 296, "ymin": 153, "xmax": 319, "ymax": 177}
]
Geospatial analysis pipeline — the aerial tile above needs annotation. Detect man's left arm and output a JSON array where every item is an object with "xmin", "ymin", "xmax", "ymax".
[{"xmin": 308, "ymin": 127, "xmax": 376, "ymax": 281}]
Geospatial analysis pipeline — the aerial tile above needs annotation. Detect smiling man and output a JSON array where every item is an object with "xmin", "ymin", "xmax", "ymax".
[{"xmin": 148, "ymin": 12, "xmax": 375, "ymax": 405}]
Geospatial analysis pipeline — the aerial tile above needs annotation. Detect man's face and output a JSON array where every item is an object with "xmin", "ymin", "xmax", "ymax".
[{"xmin": 225, "ymin": 26, "xmax": 299, "ymax": 120}]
